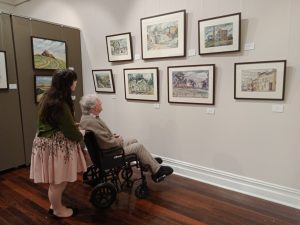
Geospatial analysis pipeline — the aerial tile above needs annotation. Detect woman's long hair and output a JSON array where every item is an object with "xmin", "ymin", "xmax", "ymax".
[{"xmin": 39, "ymin": 69, "xmax": 77, "ymax": 127}]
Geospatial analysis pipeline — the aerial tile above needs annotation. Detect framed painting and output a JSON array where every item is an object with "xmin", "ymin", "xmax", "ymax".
[
  {"xmin": 234, "ymin": 60, "xmax": 287, "ymax": 100},
  {"xmin": 106, "ymin": 32, "xmax": 133, "ymax": 62},
  {"xmin": 198, "ymin": 12, "xmax": 241, "ymax": 55},
  {"xmin": 140, "ymin": 10, "xmax": 186, "ymax": 59},
  {"xmin": 34, "ymin": 75, "xmax": 53, "ymax": 103},
  {"xmin": 31, "ymin": 36, "xmax": 67, "ymax": 70},
  {"xmin": 92, "ymin": 69, "xmax": 115, "ymax": 93},
  {"xmin": 124, "ymin": 67, "xmax": 159, "ymax": 101},
  {"xmin": 0, "ymin": 51, "xmax": 8, "ymax": 90},
  {"xmin": 168, "ymin": 64, "xmax": 215, "ymax": 105}
]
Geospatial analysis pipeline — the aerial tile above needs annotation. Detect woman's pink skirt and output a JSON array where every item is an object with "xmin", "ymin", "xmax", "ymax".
[{"xmin": 30, "ymin": 131, "xmax": 87, "ymax": 184}]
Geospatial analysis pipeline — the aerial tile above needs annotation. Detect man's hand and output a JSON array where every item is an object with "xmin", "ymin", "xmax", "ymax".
[{"xmin": 117, "ymin": 136, "xmax": 124, "ymax": 146}]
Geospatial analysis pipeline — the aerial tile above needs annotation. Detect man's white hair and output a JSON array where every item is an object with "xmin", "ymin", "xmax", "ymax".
[{"xmin": 79, "ymin": 94, "xmax": 101, "ymax": 115}]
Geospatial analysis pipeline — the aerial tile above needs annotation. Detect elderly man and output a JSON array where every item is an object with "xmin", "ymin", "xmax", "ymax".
[{"xmin": 79, "ymin": 94, "xmax": 173, "ymax": 182}]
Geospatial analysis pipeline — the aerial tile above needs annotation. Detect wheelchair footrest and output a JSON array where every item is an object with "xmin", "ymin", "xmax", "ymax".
[{"xmin": 153, "ymin": 174, "xmax": 166, "ymax": 183}]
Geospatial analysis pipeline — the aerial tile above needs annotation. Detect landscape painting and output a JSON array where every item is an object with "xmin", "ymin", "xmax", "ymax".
[
  {"xmin": 34, "ymin": 75, "xmax": 53, "ymax": 103},
  {"xmin": 92, "ymin": 69, "xmax": 115, "ymax": 93},
  {"xmin": 31, "ymin": 37, "xmax": 67, "ymax": 70},
  {"xmin": 168, "ymin": 65, "xmax": 215, "ymax": 105},
  {"xmin": 124, "ymin": 68, "xmax": 159, "ymax": 101},
  {"xmin": 141, "ymin": 10, "xmax": 186, "ymax": 59},
  {"xmin": 106, "ymin": 33, "xmax": 133, "ymax": 62},
  {"xmin": 234, "ymin": 60, "xmax": 286, "ymax": 100}
]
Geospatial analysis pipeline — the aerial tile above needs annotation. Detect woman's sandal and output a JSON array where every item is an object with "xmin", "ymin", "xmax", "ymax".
[{"xmin": 48, "ymin": 207, "xmax": 78, "ymax": 218}]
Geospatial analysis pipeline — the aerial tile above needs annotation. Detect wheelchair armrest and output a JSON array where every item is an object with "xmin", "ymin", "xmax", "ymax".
[
  {"xmin": 125, "ymin": 153, "xmax": 138, "ymax": 163},
  {"xmin": 102, "ymin": 146, "xmax": 124, "ymax": 158},
  {"xmin": 100, "ymin": 146, "xmax": 125, "ymax": 170}
]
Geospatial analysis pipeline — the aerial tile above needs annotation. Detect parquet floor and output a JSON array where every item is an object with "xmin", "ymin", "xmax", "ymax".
[{"xmin": 0, "ymin": 167, "xmax": 299, "ymax": 225}]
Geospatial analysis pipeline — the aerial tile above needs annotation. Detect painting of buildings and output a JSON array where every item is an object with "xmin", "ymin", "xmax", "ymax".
[
  {"xmin": 241, "ymin": 69, "xmax": 277, "ymax": 92},
  {"xmin": 110, "ymin": 38, "xmax": 128, "ymax": 56},
  {"xmin": 128, "ymin": 73, "xmax": 154, "ymax": 95},
  {"xmin": 204, "ymin": 22, "xmax": 233, "ymax": 48},
  {"xmin": 147, "ymin": 21, "xmax": 178, "ymax": 50}
]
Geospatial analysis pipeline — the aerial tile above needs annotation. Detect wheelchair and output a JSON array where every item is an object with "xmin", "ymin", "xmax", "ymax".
[{"xmin": 82, "ymin": 130, "xmax": 151, "ymax": 209}]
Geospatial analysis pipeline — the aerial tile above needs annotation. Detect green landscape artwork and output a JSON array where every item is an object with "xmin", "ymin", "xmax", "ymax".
[{"xmin": 32, "ymin": 37, "xmax": 67, "ymax": 70}]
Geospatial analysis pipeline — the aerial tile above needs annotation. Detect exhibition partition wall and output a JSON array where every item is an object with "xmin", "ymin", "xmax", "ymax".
[
  {"xmin": 0, "ymin": 13, "xmax": 83, "ymax": 169},
  {"xmin": 0, "ymin": 13, "xmax": 25, "ymax": 171}
]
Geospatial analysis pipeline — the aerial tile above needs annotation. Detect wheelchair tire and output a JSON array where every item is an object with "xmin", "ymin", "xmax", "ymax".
[
  {"xmin": 135, "ymin": 184, "xmax": 148, "ymax": 199},
  {"xmin": 90, "ymin": 183, "xmax": 117, "ymax": 208},
  {"xmin": 83, "ymin": 165, "xmax": 101, "ymax": 186}
]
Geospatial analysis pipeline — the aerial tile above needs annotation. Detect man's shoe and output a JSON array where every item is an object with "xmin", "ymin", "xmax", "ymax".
[{"xmin": 151, "ymin": 166, "xmax": 173, "ymax": 183}]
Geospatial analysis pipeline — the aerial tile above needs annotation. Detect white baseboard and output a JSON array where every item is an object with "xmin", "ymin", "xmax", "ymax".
[{"xmin": 156, "ymin": 155, "xmax": 300, "ymax": 210}]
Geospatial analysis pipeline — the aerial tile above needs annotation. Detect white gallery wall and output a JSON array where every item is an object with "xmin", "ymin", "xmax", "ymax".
[{"xmin": 9, "ymin": 0, "xmax": 300, "ymax": 208}]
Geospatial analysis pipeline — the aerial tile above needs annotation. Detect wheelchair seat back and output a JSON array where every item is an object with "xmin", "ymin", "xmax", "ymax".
[{"xmin": 84, "ymin": 130, "xmax": 125, "ymax": 170}]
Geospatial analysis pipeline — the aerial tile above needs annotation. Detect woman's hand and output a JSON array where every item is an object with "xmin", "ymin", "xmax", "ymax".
[{"xmin": 80, "ymin": 129, "xmax": 85, "ymax": 136}]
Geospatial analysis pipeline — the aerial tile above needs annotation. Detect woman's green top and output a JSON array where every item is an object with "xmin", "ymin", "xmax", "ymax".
[{"xmin": 37, "ymin": 103, "xmax": 82, "ymax": 142}]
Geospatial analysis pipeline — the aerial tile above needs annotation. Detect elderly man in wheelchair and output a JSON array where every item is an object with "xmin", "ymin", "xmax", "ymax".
[{"xmin": 79, "ymin": 94, "xmax": 173, "ymax": 208}]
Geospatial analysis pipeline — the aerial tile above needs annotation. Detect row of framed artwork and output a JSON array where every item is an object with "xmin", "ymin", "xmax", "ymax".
[
  {"xmin": 2, "ymin": 55, "xmax": 287, "ymax": 103},
  {"xmin": 29, "ymin": 10, "xmax": 241, "ymax": 69},
  {"xmin": 0, "ymin": 36, "xmax": 68, "ymax": 90},
  {"xmin": 92, "ymin": 60, "xmax": 287, "ymax": 104},
  {"xmin": 106, "ymin": 10, "xmax": 241, "ymax": 62}
]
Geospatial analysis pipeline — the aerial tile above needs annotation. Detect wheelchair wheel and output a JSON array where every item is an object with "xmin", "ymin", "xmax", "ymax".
[
  {"xmin": 135, "ymin": 184, "xmax": 148, "ymax": 199},
  {"xmin": 90, "ymin": 183, "xmax": 117, "ymax": 208},
  {"xmin": 83, "ymin": 165, "xmax": 101, "ymax": 186}
]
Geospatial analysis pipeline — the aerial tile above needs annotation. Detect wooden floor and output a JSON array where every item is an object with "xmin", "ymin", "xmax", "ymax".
[{"xmin": 0, "ymin": 167, "xmax": 299, "ymax": 225}]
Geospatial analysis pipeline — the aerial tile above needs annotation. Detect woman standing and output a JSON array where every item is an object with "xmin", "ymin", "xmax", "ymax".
[{"xmin": 30, "ymin": 69, "xmax": 87, "ymax": 218}]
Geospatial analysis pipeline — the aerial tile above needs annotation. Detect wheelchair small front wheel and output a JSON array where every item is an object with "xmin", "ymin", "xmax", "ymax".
[
  {"xmin": 121, "ymin": 166, "xmax": 133, "ymax": 180},
  {"xmin": 83, "ymin": 165, "xmax": 101, "ymax": 186},
  {"xmin": 90, "ymin": 183, "xmax": 117, "ymax": 208},
  {"xmin": 135, "ymin": 184, "xmax": 148, "ymax": 199}
]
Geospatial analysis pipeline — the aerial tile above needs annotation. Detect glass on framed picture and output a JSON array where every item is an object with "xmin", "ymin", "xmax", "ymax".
[
  {"xmin": 141, "ymin": 10, "xmax": 186, "ymax": 59},
  {"xmin": 124, "ymin": 67, "xmax": 159, "ymax": 101},
  {"xmin": 34, "ymin": 75, "xmax": 53, "ymax": 103},
  {"xmin": 234, "ymin": 60, "xmax": 286, "ymax": 100},
  {"xmin": 198, "ymin": 12, "xmax": 241, "ymax": 55},
  {"xmin": 0, "ymin": 51, "xmax": 8, "ymax": 90},
  {"xmin": 92, "ymin": 69, "xmax": 115, "ymax": 93},
  {"xmin": 106, "ymin": 32, "xmax": 133, "ymax": 62},
  {"xmin": 168, "ymin": 64, "xmax": 215, "ymax": 105},
  {"xmin": 31, "ymin": 36, "xmax": 67, "ymax": 70}
]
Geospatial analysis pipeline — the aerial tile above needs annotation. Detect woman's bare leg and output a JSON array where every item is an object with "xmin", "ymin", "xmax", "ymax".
[{"xmin": 48, "ymin": 182, "xmax": 73, "ymax": 217}]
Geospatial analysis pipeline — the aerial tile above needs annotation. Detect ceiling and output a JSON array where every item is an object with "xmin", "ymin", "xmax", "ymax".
[{"xmin": 0, "ymin": 0, "xmax": 30, "ymax": 6}]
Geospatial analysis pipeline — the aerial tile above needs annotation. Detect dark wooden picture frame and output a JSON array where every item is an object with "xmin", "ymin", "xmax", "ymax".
[
  {"xmin": 92, "ymin": 69, "xmax": 115, "ymax": 93},
  {"xmin": 124, "ymin": 67, "xmax": 159, "ymax": 101},
  {"xmin": 106, "ymin": 32, "xmax": 133, "ymax": 62},
  {"xmin": 31, "ymin": 36, "xmax": 67, "ymax": 70},
  {"xmin": 198, "ymin": 12, "xmax": 241, "ymax": 55},
  {"xmin": 140, "ymin": 10, "xmax": 186, "ymax": 59},
  {"xmin": 34, "ymin": 74, "xmax": 53, "ymax": 103},
  {"xmin": 234, "ymin": 60, "xmax": 287, "ymax": 100},
  {"xmin": 0, "ymin": 51, "xmax": 8, "ymax": 90},
  {"xmin": 168, "ymin": 64, "xmax": 215, "ymax": 105}
]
